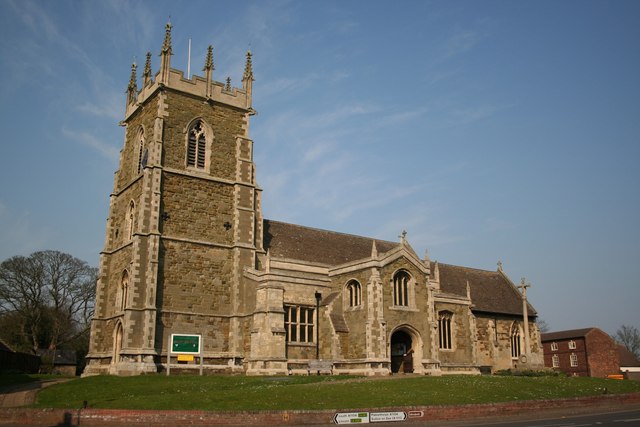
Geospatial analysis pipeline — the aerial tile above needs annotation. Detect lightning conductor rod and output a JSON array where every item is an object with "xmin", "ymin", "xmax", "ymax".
[{"xmin": 187, "ymin": 38, "xmax": 192, "ymax": 79}]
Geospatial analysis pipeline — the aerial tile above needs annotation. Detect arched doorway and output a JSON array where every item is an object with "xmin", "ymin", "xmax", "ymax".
[
  {"xmin": 113, "ymin": 322, "xmax": 123, "ymax": 365},
  {"xmin": 390, "ymin": 330, "xmax": 413, "ymax": 373}
]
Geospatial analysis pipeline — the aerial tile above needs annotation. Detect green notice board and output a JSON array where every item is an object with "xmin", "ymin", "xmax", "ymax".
[{"xmin": 171, "ymin": 334, "xmax": 201, "ymax": 354}]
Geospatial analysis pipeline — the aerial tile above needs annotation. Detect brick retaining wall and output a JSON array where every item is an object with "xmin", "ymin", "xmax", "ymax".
[{"xmin": 1, "ymin": 393, "xmax": 639, "ymax": 426}]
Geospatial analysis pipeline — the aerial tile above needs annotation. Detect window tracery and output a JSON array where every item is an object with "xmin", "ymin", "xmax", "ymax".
[
  {"xmin": 393, "ymin": 270, "xmax": 411, "ymax": 307},
  {"xmin": 187, "ymin": 120, "xmax": 207, "ymax": 169},
  {"xmin": 438, "ymin": 311, "xmax": 453, "ymax": 350}
]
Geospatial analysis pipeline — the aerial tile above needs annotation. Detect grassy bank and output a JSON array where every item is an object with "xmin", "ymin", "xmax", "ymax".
[{"xmin": 33, "ymin": 374, "xmax": 640, "ymax": 411}]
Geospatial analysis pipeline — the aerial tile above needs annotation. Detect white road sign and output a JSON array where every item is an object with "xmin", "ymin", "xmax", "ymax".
[
  {"xmin": 334, "ymin": 412, "xmax": 370, "ymax": 424},
  {"xmin": 370, "ymin": 412, "xmax": 407, "ymax": 422}
]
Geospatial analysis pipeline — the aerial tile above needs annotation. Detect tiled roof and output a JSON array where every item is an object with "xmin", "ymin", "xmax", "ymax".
[
  {"xmin": 541, "ymin": 328, "xmax": 597, "ymax": 342},
  {"xmin": 437, "ymin": 263, "xmax": 537, "ymax": 317},
  {"xmin": 264, "ymin": 220, "xmax": 399, "ymax": 266},
  {"xmin": 617, "ymin": 344, "xmax": 640, "ymax": 367}
]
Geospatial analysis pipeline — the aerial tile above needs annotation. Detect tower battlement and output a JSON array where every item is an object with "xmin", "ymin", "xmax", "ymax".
[{"xmin": 124, "ymin": 23, "xmax": 254, "ymax": 121}]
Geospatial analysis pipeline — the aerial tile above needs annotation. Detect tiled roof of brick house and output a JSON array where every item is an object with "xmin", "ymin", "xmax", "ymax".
[
  {"xmin": 541, "ymin": 328, "xmax": 596, "ymax": 342},
  {"xmin": 264, "ymin": 219, "xmax": 535, "ymax": 318},
  {"xmin": 617, "ymin": 345, "xmax": 640, "ymax": 367}
]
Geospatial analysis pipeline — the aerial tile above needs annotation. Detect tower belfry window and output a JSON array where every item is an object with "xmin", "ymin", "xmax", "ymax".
[{"xmin": 187, "ymin": 120, "xmax": 207, "ymax": 169}]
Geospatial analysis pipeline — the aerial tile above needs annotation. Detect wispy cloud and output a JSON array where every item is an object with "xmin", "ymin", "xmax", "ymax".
[
  {"xmin": 0, "ymin": 202, "xmax": 54, "ymax": 260},
  {"xmin": 444, "ymin": 102, "xmax": 517, "ymax": 126},
  {"xmin": 443, "ymin": 30, "xmax": 481, "ymax": 59},
  {"xmin": 62, "ymin": 127, "xmax": 120, "ymax": 162},
  {"xmin": 377, "ymin": 108, "xmax": 429, "ymax": 127},
  {"xmin": 377, "ymin": 203, "xmax": 465, "ymax": 256},
  {"xmin": 77, "ymin": 93, "xmax": 122, "ymax": 121}
]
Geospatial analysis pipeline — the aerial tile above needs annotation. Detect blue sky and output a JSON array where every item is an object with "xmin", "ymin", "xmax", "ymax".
[{"xmin": 0, "ymin": 0, "xmax": 638, "ymax": 336}]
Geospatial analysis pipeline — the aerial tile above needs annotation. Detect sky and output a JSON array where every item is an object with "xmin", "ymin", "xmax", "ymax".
[{"xmin": 0, "ymin": 0, "xmax": 638, "ymax": 337}]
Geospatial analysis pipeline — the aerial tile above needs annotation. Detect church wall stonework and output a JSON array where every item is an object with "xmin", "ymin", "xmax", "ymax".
[
  {"xmin": 103, "ymin": 246, "xmax": 134, "ymax": 314},
  {"xmin": 157, "ymin": 240, "xmax": 234, "ymax": 314},
  {"xmin": 332, "ymin": 270, "xmax": 371, "ymax": 360},
  {"xmin": 161, "ymin": 173, "xmax": 234, "ymax": 244},
  {"xmin": 434, "ymin": 302, "xmax": 474, "ymax": 367}
]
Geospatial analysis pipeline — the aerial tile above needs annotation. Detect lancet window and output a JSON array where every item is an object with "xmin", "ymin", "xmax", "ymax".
[
  {"xmin": 346, "ymin": 280, "xmax": 362, "ymax": 307},
  {"xmin": 127, "ymin": 201, "xmax": 135, "ymax": 241},
  {"xmin": 136, "ymin": 127, "xmax": 145, "ymax": 174},
  {"xmin": 119, "ymin": 270, "xmax": 129, "ymax": 311},
  {"xmin": 438, "ymin": 311, "xmax": 453, "ymax": 350},
  {"xmin": 393, "ymin": 270, "xmax": 411, "ymax": 307},
  {"xmin": 511, "ymin": 326, "xmax": 522, "ymax": 359}
]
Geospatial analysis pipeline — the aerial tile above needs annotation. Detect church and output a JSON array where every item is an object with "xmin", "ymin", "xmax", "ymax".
[{"xmin": 84, "ymin": 24, "xmax": 544, "ymax": 376}]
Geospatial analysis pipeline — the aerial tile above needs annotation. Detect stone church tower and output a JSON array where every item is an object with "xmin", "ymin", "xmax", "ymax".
[
  {"xmin": 84, "ymin": 23, "xmax": 263, "ymax": 375},
  {"xmin": 86, "ymin": 24, "xmax": 544, "ymax": 376}
]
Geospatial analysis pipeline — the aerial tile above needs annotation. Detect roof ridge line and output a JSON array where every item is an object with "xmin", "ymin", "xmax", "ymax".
[
  {"xmin": 437, "ymin": 262, "xmax": 498, "ymax": 274},
  {"xmin": 264, "ymin": 219, "xmax": 399, "ymax": 246}
]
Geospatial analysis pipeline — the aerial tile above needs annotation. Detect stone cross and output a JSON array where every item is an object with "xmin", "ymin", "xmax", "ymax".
[{"xmin": 518, "ymin": 278, "xmax": 532, "ymax": 360}]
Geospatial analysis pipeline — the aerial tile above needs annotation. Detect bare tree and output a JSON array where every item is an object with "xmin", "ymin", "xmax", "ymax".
[
  {"xmin": 537, "ymin": 319, "xmax": 550, "ymax": 333},
  {"xmin": 0, "ymin": 250, "xmax": 96, "ymax": 353},
  {"xmin": 615, "ymin": 325, "xmax": 640, "ymax": 359},
  {"xmin": 0, "ymin": 254, "xmax": 47, "ymax": 352}
]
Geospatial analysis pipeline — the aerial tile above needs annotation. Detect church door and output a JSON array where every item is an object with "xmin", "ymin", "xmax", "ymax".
[{"xmin": 390, "ymin": 330, "xmax": 413, "ymax": 373}]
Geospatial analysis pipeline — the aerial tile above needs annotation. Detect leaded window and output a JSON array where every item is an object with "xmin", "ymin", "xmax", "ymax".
[
  {"xmin": 393, "ymin": 270, "xmax": 410, "ymax": 306},
  {"xmin": 284, "ymin": 305, "xmax": 314, "ymax": 343},
  {"xmin": 511, "ymin": 327, "xmax": 521, "ymax": 359},
  {"xmin": 438, "ymin": 311, "xmax": 453, "ymax": 350},
  {"xmin": 346, "ymin": 280, "xmax": 361, "ymax": 307}
]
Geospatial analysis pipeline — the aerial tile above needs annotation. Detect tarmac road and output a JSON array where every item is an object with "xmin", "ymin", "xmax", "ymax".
[{"xmin": 369, "ymin": 407, "xmax": 640, "ymax": 427}]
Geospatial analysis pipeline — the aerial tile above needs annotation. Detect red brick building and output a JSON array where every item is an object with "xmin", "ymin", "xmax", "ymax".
[{"xmin": 541, "ymin": 328, "xmax": 620, "ymax": 377}]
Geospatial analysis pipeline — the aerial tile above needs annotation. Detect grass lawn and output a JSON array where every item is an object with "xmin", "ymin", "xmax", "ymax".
[{"xmin": 33, "ymin": 374, "xmax": 640, "ymax": 411}]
